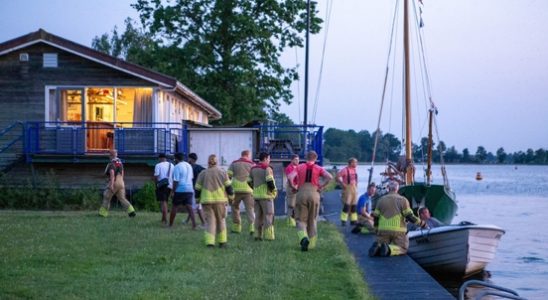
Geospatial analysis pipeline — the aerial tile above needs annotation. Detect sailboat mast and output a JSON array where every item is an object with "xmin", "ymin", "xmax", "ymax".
[
  {"xmin": 426, "ymin": 109, "xmax": 434, "ymax": 184},
  {"xmin": 303, "ymin": 0, "xmax": 310, "ymax": 127},
  {"xmin": 403, "ymin": 0, "xmax": 414, "ymax": 184}
]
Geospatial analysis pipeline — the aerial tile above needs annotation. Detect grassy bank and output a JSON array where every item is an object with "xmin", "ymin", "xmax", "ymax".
[{"xmin": 0, "ymin": 210, "xmax": 372, "ymax": 299}]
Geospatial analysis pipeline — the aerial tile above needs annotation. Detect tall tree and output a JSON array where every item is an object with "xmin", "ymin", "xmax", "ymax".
[
  {"xmin": 462, "ymin": 148, "xmax": 471, "ymax": 163},
  {"xmin": 475, "ymin": 146, "xmax": 488, "ymax": 163},
  {"xmin": 496, "ymin": 147, "xmax": 507, "ymax": 164},
  {"xmin": 126, "ymin": 0, "xmax": 322, "ymax": 125}
]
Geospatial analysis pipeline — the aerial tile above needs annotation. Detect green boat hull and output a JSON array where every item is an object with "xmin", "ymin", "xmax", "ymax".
[{"xmin": 398, "ymin": 183, "xmax": 457, "ymax": 225}]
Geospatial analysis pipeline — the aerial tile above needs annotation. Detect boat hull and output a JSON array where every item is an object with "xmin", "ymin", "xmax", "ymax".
[
  {"xmin": 399, "ymin": 183, "xmax": 458, "ymax": 224},
  {"xmin": 407, "ymin": 224, "xmax": 505, "ymax": 278}
]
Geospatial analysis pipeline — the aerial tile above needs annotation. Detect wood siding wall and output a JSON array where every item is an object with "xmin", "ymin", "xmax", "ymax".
[{"xmin": 0, "ymin": 43, "xmax": 157, "ymax": 129}]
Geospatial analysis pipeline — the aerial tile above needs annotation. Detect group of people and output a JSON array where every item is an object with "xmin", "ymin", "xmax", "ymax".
[
  {"xmin": 335, "ymin": 158, "xmax": 443, "ymax": 257},
  {"xmin": 98, "ymin": 149, "xmax": 333, "ymax": 251},
  {"xmin": 98, "ymin": 149, "xmax": 442, "ymax": 255}
]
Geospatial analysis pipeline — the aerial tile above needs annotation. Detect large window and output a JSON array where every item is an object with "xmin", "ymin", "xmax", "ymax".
[{"xmin": 46, "ymin": 87, "xmax": 152, "ymax": 126}]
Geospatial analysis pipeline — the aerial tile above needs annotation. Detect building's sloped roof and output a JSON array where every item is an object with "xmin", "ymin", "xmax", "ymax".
[{"xmin": 0, "ymin": 29, "xmax": 221, "ymax": 120}]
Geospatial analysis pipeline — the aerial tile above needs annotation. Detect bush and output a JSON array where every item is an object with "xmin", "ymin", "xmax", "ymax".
[
  {"xmin": 0, "ymin": 170, "xmax": 101, "ymax": 210},
  {"xmin": 133, "ymin": 181, "xmax": 159, "ymax": 212}
]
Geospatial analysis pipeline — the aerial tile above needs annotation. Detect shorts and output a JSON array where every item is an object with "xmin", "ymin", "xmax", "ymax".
[
  {"xmin": 156, "ymin": 185, "xmax": 171, "ymax": 202},
  {"xmin": 173, "ymin": 192, "xmax": 193, "ymax": 206}
]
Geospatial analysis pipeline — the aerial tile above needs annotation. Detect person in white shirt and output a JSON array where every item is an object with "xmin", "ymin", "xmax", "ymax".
[
  {"xmin": 170, "ymin": 153, "xmax": 196, "ymax": 228},
  {"xmin": 154, "ymin": 153, "xmax": 174, "ymax": 225}
]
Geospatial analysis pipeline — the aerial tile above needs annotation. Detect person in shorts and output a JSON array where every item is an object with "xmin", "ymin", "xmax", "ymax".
[
  {"xmin": 154, "ymin": 153, "xmax": 174, "ymax": 225},
  {"xmin": 169, "ymin": 153, "xmax": 196, "ymax": 229}
]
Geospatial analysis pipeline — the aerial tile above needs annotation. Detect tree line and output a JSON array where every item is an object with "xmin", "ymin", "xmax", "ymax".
[{"xmin": 323, "ymin": 128, "xmax": 548, "ymax": 165}]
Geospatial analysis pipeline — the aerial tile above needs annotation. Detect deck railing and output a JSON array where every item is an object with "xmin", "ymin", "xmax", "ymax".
[
  {"xmin": 24, "ymin": 122, "xmax": 184, "ymax": 156},
  {"xmin": 255, "ymin": 124, "xmax": 324, "ymax": 165}
]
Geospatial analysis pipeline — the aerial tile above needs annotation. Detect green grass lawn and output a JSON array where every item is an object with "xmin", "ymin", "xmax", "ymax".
[{"xmin": 0, "ymin": 210, "xmax": 373, "ymax": 300}]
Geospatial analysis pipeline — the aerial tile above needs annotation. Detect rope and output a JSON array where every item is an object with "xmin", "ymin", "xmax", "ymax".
[
  {"xmin": 369, "ymin": 0, "xmax": 400, "ymax": 185},
  {"xmin": 311, "ymin": 0, "xmax": 333, "ymax": 124}
]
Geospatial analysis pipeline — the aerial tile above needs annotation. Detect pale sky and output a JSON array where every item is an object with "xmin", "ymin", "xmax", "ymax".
[{"xmin": 1, "ymin": 0, "xmax": 546, "ymax": 153}]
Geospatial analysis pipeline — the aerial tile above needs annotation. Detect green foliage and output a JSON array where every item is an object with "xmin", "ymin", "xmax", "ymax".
[
  {"xmin": 0, "ymin": 211, "xmax": 373, "ymax": 299},
  {"xmin": 0, "ymin": 170, "xmax": 101, "ymax": 210},
  {"xmin": 94, "ymin": 1, "xmax": 323, "ymax": 125},
  {"xmin": 132, "ymin": 181, "xmax": 159, "ymax": 212}
]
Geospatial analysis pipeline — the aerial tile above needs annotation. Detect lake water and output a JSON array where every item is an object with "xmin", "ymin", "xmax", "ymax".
[{"xmin": 349, "ymin": 164, "xmax": 548, "ymax": 300}]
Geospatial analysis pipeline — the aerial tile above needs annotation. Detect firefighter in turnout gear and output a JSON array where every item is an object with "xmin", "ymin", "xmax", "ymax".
[
  {"xmin": 248, "ymin": 152, "xmax": 277, "ymax": 241},
  {"xmin": 99, "ymin": 150, "xmax": 136, "ymax": 218},
  {"xmin": 227, "ymin": 150, "xmax": 255, "ymax": 235},
  {"xmin": 195, "ymin": 154, "xmax": 234, "ymax": 248},
  {"xmin": 284, "ymin": 154, "xmax": 300, "ymax": 227},
  {"xmin": 368, "ymin": 181, "xmax": 425, "ymax": 257},
  {"xmin": 338, "ymin": 158, "xmax": 359, "ymax": 226},
  {"xmin": 288, "ymin": 151, "xmax": 333, "ymax": 251}
]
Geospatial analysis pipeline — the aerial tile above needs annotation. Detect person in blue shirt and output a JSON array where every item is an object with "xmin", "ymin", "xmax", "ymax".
[
  {"xmin": 169, "ymin": 153, "xmax": 196, "ymax": 229},
  {"xmin": 351, "ymin": 182, "xmax": 377, "ymax": 234}
]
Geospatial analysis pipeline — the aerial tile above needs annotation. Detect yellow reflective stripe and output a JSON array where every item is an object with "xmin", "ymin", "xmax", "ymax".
[
  {"xmin": 309, "ymin": 236, "xmax": 317, "ymax": 249},
  {"xmin": 378, "ymin": 215, "xmax": 406, "ymax": 232},
  {"xmin": 266, "ymin": 174, "xmax": 274, "ymax": 181},
  {"xmin": 297, "ymin": 230, "xmax": 308, "ymax": 241},
  {"xmin": 224, "ymin": 179, "xmax": 231, "ymax": 187},
  {"xmin": 232, "ymin": 178, "xmax": 252, "ymax": 193},
  {"xmin": 218, "ymin": 229, "xmax": 227, "ymax": 243},
  {"xmin": 195, "ymin": 183, "xmax": 203, "ymax": 191},
  {"xmin": 204, "ymin": 232, "xmax": 215, "ymax": 245},
  {"xmin": 253, "ymin": 184, "xmax": 275, "ymax": 199},
  {"xmin": 227, "ymin": 169, "xmax": 234, "ymax": 177},
  {"xmin": 199, "ymin": 186, "xmax": 228, "ymax": 203},
  {"xmin": 403, "ymin": 207, "xmax": 414, "ymax": 215},
  {"xmin": 388, "ymin": 244, "xmax": 401, "ymax": 256}
]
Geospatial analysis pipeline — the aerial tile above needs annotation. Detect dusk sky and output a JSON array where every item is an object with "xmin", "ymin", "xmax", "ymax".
[{"xmin": 1, "ymin": 0, "xmax": 546, "ymax": 153}]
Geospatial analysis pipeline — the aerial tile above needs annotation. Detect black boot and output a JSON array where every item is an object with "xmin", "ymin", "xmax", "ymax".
[
  {"xmin": 368, "ymin": 242, "xmax": 381, "ymax": 257},
  {"xmin": 351, "ymin": 224, "xmax": 363, "ymax": 234},
  {"xmin": 300, "ymin": 237, "xmax": 310, "ymax": 252}
]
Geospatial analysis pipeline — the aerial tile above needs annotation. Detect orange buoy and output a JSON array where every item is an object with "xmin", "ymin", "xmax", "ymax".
[{"xmin": 475, "ymin": 172, "xmax": 483, "ymax": 181}]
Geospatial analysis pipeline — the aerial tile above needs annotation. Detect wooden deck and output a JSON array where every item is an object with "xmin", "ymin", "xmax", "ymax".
[{"xmin": 322, "ymin": 190, "xmax": 455, "ymax": 300}]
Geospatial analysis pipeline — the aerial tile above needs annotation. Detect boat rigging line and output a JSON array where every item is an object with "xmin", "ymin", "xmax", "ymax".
[
  {"xmin": 311, "ymin": 0, "xmax": 333, "ymax": 125},
  {"xmin": 368, "ymin": 0, "xmax": 401, "ymax": 185}
]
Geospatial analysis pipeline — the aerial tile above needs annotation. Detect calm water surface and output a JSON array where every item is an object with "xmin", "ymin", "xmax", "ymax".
[{"xmin": 350, "ymin": 164, "xmax": 548, "ymax": 300}]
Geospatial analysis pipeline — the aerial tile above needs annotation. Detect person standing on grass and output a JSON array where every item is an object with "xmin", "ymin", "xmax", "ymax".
[
  {"xmin": 186, "ymin": 153, "xmax": 206, "ymax": 226},
  {"xmin": 195, "ymin": 154, "xmax": 234, "ymax": 248},
  {"xmin": 285, "ymin": 154, "xmax": 300, "ymax": 227},
  {"xmin": 288, "ymin": 150, "xmax": 332, "ymax": 251},
  {"xmin": 169, "ymin": 153, "xmax": 196, "ymax": 229},
  {"xmin": 99, "ymin": 149, "xmax": 136, "ymax": 218},
  {"xmin": 338, "ymin": 157, "xmax": 359, "ymax": 226},
  {"xmin": 154, "ymin": 153, "xmax": 174, "ymax": 225},
  {"xmin": 227, "ymin": 150, "xmax": 255, "ymax": 234},
  {"xmin": 248, "ymin": 152, "xmax": 277, "ymax": 241}
]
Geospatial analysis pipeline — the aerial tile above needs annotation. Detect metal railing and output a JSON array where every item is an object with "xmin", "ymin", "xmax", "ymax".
[
  {"xmin": 459, "ymin": 280, "xmax": 526, "ymax": 300},
  {"xmin": 0, "ymin": 121, "xmax": 24, "ymax": 154},
  {"xmin": 24, "ymin": 121, "xmax": 183, "ymax": 156},
  {"xmin": 255, "ymin": 124, "xmax": 324, "ymax": 165}
]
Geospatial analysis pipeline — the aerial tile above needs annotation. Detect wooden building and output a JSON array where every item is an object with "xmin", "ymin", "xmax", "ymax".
[{"xmin": 0, "ymin": 29, "xmax": 221, "ymax": 189}]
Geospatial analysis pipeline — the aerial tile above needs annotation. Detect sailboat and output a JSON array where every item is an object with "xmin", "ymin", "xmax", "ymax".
[{"xmin": 370, "ymin": 0, "xmax": 504, "ymax": 277}]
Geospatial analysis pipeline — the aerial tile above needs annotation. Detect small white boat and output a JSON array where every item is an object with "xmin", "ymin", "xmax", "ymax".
[{"xmin": 407, "ymin": 222, "xmax": 505, "ymax": 278}]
